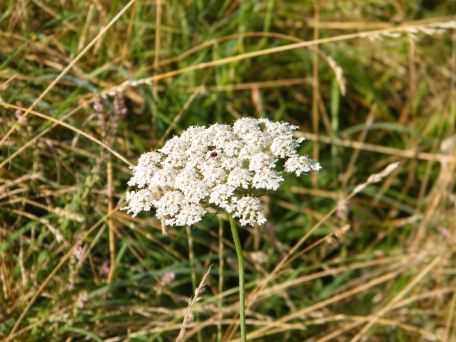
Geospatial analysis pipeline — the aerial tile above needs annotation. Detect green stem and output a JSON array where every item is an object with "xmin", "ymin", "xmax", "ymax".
[
  {"xmin": 185, "ymin": 226, "xmax": 202, "ymax": 342},
  {"xmin": 229, "ymin": 216, "xmax": 246, "ymax": 342},
  {"xmin": 217, "ymin": 217, "xmax": 224, "ymax": 342}
]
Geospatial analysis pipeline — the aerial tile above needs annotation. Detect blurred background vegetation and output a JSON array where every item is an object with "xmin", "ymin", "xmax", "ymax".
[{"xmin": 1, "ymin": 0, "xmax": 456, "ymax": 341}]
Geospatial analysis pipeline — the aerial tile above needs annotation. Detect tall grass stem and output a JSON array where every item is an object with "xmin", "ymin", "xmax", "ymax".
[
  {"xmin": 185, "ymin": 226, "xmax": 202, "ymax": 342},
  {"xmin": 217, "ymin": 217, "xmax": 224, "ymax": 342},
  {"xmin": 229, "ymin": 216, "xmax": 246, "ymax": 342}
]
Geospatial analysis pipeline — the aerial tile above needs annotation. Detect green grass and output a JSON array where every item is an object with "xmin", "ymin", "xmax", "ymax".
[{"xmin": 1, "ymin": 0, "xmax": 456, "ymax": 341}]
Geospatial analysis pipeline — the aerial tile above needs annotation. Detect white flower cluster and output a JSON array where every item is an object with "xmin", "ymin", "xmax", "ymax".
[{"xmin": 126, "ymin": 118, "xmax": 321, "ymax": 226}]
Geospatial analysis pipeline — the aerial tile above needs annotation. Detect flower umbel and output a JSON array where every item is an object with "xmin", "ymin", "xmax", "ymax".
[{"xmin": 125, "ymin": 118, "xmax": 321, "ymax": 226}]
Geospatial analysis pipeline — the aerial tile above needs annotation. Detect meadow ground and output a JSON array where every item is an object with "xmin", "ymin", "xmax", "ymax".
[{"xmin": 1, "ymin": 1, "xmax": 456, "ymax": 341}]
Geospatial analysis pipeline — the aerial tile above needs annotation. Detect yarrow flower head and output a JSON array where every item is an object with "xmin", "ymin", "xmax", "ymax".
[{"xmin": 125, "ymin": 118, "xmax": 321, "ymax": 226}]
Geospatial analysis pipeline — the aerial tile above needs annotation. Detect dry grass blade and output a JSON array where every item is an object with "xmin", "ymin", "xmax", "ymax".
[
  {"xmin": 0, "ymin": 102, "xmax": 132, "ymax": 168},
  {"xmin": 298, "ymin": 132, "xmax": 456, "ymax": 163},
  {"xmin": 176, "ymin": 265, "xmax": 212, "ymax": 342},
  {"xmin": 246, "ymin": 270, "xmax": 400, "ymax": 340},
  {"xmin": 158, "ymin": 87, "xmax": 203, "ymax": 145},
  {"xmin": 6, "ymin": 205, "xmax": 121, "ymax": 341},
  {"xmin": 102, "ymin": 18, "xmax": 454, "ymax": 96},
  {"xmin": 350, "ymin": 256, "xmax": 441, "ymax": 342},
  {"xmin": 262, "ymin": 315, "xmax": 437, "ymax": 342},
  {"xmin": 351, "ymin": 162, "xmax": 400, "ymax": 195},
  {"xmin": 224, "ymin": 161, "xmax": 402, "ymax": 339},
  {"xmin": 0, "ymin": 0, "xmax": 136, "ymax": 146},
  {"xmin": 253, "ymin": 162, "xmax": 401, "ymax": 296},
  {"xmin": 444, "ymin": 291, "xmax": 456, "ymax": 341}
]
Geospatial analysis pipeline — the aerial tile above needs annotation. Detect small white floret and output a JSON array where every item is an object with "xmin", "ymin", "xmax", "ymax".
[
  {"xmin": 155, "ymin": 191, "xmax": 185, "ymax": 220},
  {"xmin": 252, "ymin": 169, "xmax": 283, "ymax": 191},
  {"xmin": 227, "ymin": 168, "xmax": 251, "ymax": 189},
  {"xmin": 270, "ymin": 134, "xmax": 299, "ymax": 158},
  {"xmin": 125, "ymin": 189, "xmax": 155, "ymax": 216},
  {"xmin": 209, "ymin": 184, "xmax": 235, "ymax": 212},
  {"xmin": 232, "ymin": 196, "xmax": 267, "ymax": 226},
  {"xmin": 175, "ymin": 203, "xmax": 207, "ymax": 226},
  {"xmin": 285, "ymin": 155, "xmax": 322, "ymax": 176},
  {"xmin": 249, "ymin": 152, "xmax": 275, "ymax": 172}
]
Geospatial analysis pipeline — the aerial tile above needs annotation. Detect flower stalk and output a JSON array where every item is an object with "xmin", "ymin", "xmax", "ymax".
[
  {"xmin": 229, "ymin": 215, "xmax": 246, "ymax": 342},
  {"xmin": 125, "ymin": 118, "xmax": 321, "ymax": 341}
]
